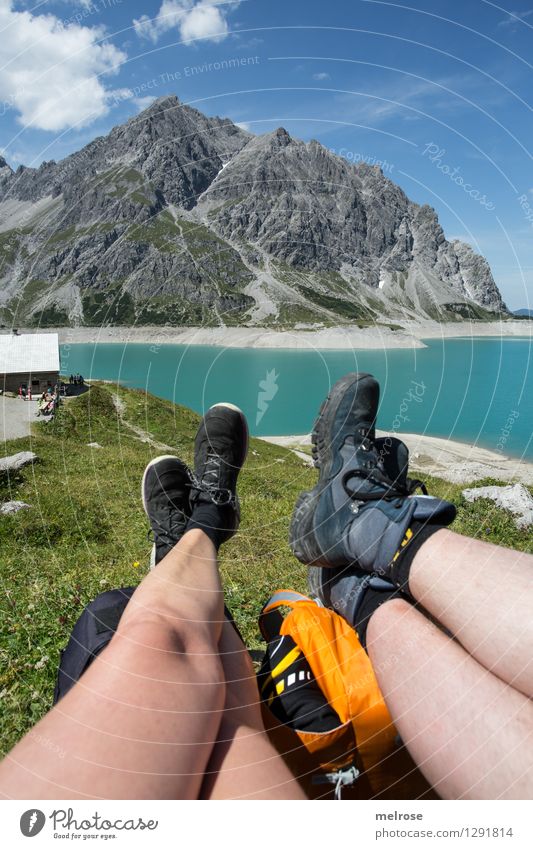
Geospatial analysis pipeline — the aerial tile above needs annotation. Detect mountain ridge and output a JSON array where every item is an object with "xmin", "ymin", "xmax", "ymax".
[{"xmin": 0, "ymin": 94, "xmax": 506, "ymax": 328}]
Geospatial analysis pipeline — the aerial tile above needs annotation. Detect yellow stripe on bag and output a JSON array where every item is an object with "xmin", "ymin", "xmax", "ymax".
[{"xmin": 260, "ymin": 646, "xmax": 301, "ymax": 695}]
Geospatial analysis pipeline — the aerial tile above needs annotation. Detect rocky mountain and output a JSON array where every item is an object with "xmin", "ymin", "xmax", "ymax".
[{"xmin": 0, "ymin": 95, "xmax": 506, "ymax": 328}]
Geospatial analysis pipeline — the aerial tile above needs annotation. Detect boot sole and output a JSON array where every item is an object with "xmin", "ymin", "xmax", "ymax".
[
  {"xmin": 141, "ymin": 455, "xmax": 191, "ymax": 569},
  {"xmin": 205, "ymin": 402, "xmax": 250, "ymax": 471}
]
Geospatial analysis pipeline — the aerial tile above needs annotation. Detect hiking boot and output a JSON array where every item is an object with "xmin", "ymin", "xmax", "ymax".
[
  {"xmin": 289, "ymin": 373, "xmax": 456, "ymax": 578},
  {"xmin": 142, "ymin": 455, "xmax": 193, "ymax": 566},
  {"xmin": 189, "ymin": 403, "xmax": 249, "ymax": 544},
  {"xmin": 308, "ymin": 563, "xmax": 395, "ymax": 626}
]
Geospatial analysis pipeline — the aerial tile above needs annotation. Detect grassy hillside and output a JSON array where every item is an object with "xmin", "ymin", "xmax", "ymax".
[{"xmin": 1, "ymin": 384, "xmax": 531, "ymax": 754}]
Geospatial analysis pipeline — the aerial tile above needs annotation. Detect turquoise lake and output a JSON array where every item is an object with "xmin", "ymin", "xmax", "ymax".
[{"xmin": 61, "ymin": 337, "xmax": 533, "ymax": 460}]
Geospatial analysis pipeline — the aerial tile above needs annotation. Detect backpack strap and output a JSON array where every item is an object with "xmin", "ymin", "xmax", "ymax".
[{"xmin": 259, "ymin": 590, "xmax": 316, "ymax": 642}]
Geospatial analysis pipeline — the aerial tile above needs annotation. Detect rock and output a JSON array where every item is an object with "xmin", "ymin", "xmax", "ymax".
[
  {"xmin": 0, "ymin": 500, "xmax": 31, "ymax": 515},
  {"xmin": 87, "ymin": 442, "xmax": 103, "ymax": 449},
  {"xmin": 0, "ymin": 96, "xmax": 505, "ymax": 325},
  {"xmin": 0, "ymin": 451, "xmax": 38, "ymax": 473},
  {"xmin": 462, "ymin": 483, "xmax": 533, "ymax": 529}
]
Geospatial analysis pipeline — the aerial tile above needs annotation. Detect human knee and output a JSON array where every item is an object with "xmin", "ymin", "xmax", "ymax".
[
  {"xmin": 366, "ymin": 597, "xmax": 415, "ymax": 653},
  {"xmin": 118, "ymin": 609, "xmax": 222, "ymax": 672}
]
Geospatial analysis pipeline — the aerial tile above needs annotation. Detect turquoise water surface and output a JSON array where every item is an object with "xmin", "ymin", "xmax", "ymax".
[{"xmin": 61, "ymin": 337, "xmax": 533, "ymax": 460}]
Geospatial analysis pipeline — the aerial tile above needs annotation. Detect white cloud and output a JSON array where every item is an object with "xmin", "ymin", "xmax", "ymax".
[
  {"xmin": 236, "ymin": 121, "xmax": 251, "ymax": 131},
  {"xmin": 497, "ymin": 9, "xmax": 533, "ymax": 27},
  {"xmin": 133, "ymin": 95, "xmax": 158, "ymax": 111},
  {"xmin": 0, "ymin": 0, "xmax": 126, "ymax": 132},
  {"xmin": 313, "ymin": 72, "xmax": 330, "ymax": 81},
  {"xmin": 134, "ymin": 1, "xmax": 239, "ymax": 45},
  {"xmin": 181, "ymin": 3, "xmax": 227, "ymax": 41}
]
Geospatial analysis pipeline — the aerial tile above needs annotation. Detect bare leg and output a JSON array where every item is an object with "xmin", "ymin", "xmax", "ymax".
[
  {"xmin": 408, "ymin": 529, "xmax": 533, "ymax": 697},
  {"xmin": 0, "ymin": 530, "xmax": 227, "ymax": 800},
  {"xmin": 367, "ymin": 599, "xmax": 533, "ymax": 799},
  {"xmin": 200, "ymin": 621, "xmax": 306, "ymax": 800}
]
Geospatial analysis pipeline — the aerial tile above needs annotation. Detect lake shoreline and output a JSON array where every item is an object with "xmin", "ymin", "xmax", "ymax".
[
  {"xmin": 261, "ymin": 431, "xmax": 533, "ymax": 486},
  {"xmin": 22, "ymin": 320, "xmax": 532, "ymax": 350}
]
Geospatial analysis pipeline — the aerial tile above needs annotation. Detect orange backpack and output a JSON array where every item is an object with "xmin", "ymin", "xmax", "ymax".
[{"xmin": 259, "ymin": 590, "xmax": 430, "ymax": 799}]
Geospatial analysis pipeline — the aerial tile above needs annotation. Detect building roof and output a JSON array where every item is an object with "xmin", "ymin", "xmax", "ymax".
[{"xmin": 0, "ymin": 333, "xmax": 60, "ymax": 375}]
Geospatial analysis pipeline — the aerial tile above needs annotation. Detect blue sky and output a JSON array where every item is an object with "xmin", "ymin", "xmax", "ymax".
[{"xmin": 0, "ymin": 0, "xmax": 532, "ymax": 309}]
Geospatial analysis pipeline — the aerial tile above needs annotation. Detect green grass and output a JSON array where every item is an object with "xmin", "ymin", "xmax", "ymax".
[
  {"xmin": 46, "ymin": 226, "xmax": 77, "ymax": 246},
  {"xmin": 442, "ymin": 302, "xmax": 502, "ymax": 321},
  {"xmin": 29, "ymin": 306, "xmax": 70, "ymax": 327},
  {"xmin": 178, "ymin": 218, "xmax": 233, "ymax": 257},
  {"xmin": 1, "ymin": 383, "xmax": 531, "ymax": 754},
  {"xmin": 126, "ymin": 213, "xmax": 182, "ymax": 253},
  {"xmin": 295, "ymin": 284, "xmax": 376, "ymax": 320},
  {"xmin": 81, "ymin": 287, "xmax": 135, "ymax": 326},
  {"xmin": 267, "ymin": 303, "xmax": 328, "ymax": 326},
  {"xmin": 135, "ymin": 296, "xmax": 215, "ymax": 326}
]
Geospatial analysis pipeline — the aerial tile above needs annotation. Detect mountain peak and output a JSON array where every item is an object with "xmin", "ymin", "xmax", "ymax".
[
  {"xmin": 0, "ymin": 98, "xmax": 506, "ymax": 325},
  {"xmin": 144, "ymin": 94, "xmax": 181, "ymax": 112},
  {"xmin": 274, "ymin": 127, "xmax": 291, "ymax": 143},
  {"xmin": 248, "ymin": 127, "xmax": 293, "ymax": 152}
]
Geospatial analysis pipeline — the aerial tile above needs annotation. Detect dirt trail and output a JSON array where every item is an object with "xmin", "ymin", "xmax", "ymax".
[{"xmin": 111, "ymin": 393, "xmax": 175, "ymax": 453}]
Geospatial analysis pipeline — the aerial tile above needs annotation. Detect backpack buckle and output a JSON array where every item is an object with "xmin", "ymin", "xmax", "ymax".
[{"xmin": 313, "ymin": 764, "xmax": 361, "ymax": 799}]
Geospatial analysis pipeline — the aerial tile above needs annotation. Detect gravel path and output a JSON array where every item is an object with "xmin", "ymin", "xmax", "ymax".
[{"xmin": 1, "ymin": 397, "xmax": 39, "ymax": 442}]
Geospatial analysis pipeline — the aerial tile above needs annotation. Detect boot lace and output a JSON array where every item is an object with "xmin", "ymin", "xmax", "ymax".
[
  {"xmin": 341, "ymin": 433, "xmax": 429, "ymax": 503},
  {"xmin": 191, "ymin": 452, "xmax": 235, "ymax": 506}
]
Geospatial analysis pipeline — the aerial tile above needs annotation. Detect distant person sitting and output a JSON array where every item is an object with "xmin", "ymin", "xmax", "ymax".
[{"xmin": 37, "ymin": 396, "xmax": 49, "ymax": 417}]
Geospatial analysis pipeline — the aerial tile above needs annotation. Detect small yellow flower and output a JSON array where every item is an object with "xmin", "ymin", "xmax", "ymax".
[{"xmin": 133, "ymin": 561, "xmax": 140, "ymax": 569}]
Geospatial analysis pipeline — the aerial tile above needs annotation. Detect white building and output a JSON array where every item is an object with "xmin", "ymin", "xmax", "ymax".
[{"xmin": 0, "ymin": 332, "xmax": 60, "ymax": 394}]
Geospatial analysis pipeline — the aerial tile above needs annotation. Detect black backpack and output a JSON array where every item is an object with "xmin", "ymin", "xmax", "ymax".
[
  {"xmin": 54, "ymin": 589, "xmax": 242, "ymax": 704},
  {"xmin": 53, "ymin": 587, "xmax": 136, "ymax": 704}
]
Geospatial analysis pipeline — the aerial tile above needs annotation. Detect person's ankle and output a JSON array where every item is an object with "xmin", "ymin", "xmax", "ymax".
[
  {"xmin": 186, "ymin": 503, "xmax": 235, "ymax": 551},
  {"xmin": 388, "ymin": 524, "xmax": 450, "ymax": 598}
]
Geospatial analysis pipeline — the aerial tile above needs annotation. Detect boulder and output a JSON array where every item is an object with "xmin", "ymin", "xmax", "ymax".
[
  {"xmin": 462, "ymin": 483, "xmax": 533, "ymax": 529},
  {"xmin": 0, "ymin": 501, "xmax": 31, "ymax": 515},
  {"xmin": 0, "ymin": 451, "xmax": 38, "ymax": 473}
]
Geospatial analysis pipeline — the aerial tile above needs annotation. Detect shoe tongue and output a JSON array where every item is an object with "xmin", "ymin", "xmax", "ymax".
[
  {"xmin": 340, "ymin": 438, "xmax": 386, "ymax": 496},
  {"xmin": 374, "ymin": 437, "xmax": 410, "ymax": 490}
]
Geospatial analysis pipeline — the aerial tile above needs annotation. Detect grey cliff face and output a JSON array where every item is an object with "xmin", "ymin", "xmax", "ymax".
[{"xmin": 0, "ymin": 96, "xmax": 505, "ymax": 327}]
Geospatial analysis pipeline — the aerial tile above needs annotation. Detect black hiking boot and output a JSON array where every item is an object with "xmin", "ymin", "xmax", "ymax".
[
  {"xmin": 189, "ymin": 403, "xmax": 249, "ymax": 546},
  {"xmin": 289, "ymin": 373, "xmax": 456, "ymax": 578},
  {"xmin": 142, "ymin": 455, "xmax": 193, "ymax": 566},
  {"xmin": 308, "ymin": 562, "xmax": 396, "ymax": 628}
]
